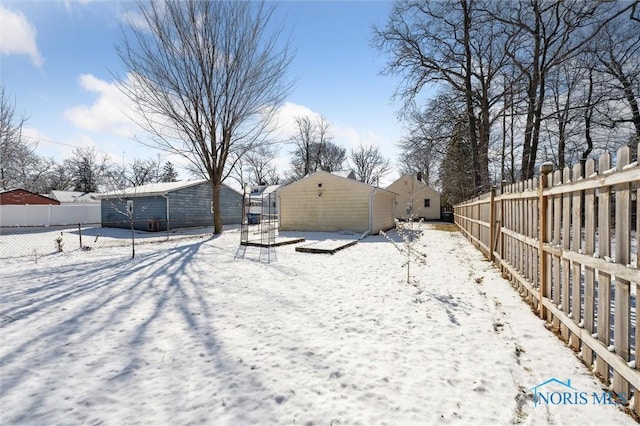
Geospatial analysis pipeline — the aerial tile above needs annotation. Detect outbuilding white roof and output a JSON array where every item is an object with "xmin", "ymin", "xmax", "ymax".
[
  {"xmin": 49, "ymin": 190, "xmax": 100, "ymax": 204},
  {"xmin": 99, "ymin": 180, "xmax": 244, "ymax": 198},
  {"xmin": 99, "ymin": 180, "xmax": 209, "ymax": 198}
]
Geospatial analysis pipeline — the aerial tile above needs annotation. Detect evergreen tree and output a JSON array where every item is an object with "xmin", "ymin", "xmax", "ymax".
[
  {"xmin": 439, "ymin": 125, "xmax": 475, "ymax": 206},
  {"xmin": 160, "ymin": 161, "xmax": 179, "ymax": 182}
]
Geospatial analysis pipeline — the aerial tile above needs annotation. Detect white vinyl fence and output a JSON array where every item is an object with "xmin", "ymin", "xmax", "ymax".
[{"xmin": 0, "ymin": 205, "xmax": 101, "ymax": 226}]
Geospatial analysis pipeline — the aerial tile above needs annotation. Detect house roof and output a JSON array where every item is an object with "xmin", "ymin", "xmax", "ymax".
[
  {"xmin": 283, "ymin": 170, "xmax": 396, "ymax": 196},
  {"xmin": 248, "ymin": 184, "xmax": 280, "ymax": 197},
  {"xmin": 0, "ymin": 188, "xmax": 22, "ymax": 194},
  {"xmin": 331, "ymin": 170, "xmax": 356, "ymax": 179},
  {"xmin": 0, "ymin": 188, "xmax": 60, "ymax": 205},
  {"xmin": 49, "ymin": 190, "xmax": 100, "ymax": 203},
  {"xmin": 99, "ymin": 180, "xmax": 208, "ymax": 198},
  {"xmin": 386, "ymin": 175, "xmax": 439, "ymax": 192},
  {"xmin": 99, "ymin": 179, "xmax": 243, "ymax": 198}
]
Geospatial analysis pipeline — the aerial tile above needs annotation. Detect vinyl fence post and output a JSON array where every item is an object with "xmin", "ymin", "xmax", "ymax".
[
  {"xmin": 538, "ymin": 162, "xmax": 554, "ymax": 319},
  {"xmin": 78, "ymin": 223, "xmax": 82, "ymax": 249}
]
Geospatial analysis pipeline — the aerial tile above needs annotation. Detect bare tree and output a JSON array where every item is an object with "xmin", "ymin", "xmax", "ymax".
[
  {"xmin": 42, "ymin": 162, "xmax": 75, "ymax": 192},
  {"xmin": 592, "ymin": 14, "xmax": 640, "ymax": 145},
  {"xmin": 288, "ymin": 115, "xmax": 334, "ymax": 175},
  {"xmin": 317, "ymin": 141, "xmax": 346, "ymax": 172},
  {"xmin": 230, "ymin": 144, "xmax": 280, "ymax": 188},
  {"xmin": 485, "ymin": 0, "xmax": 634, "ymax": 179},
  {"xmin": 314, "ymin": 115, "xmax": 332, "ymax": 171},
  {"xmin": 289, "ymin": 116, "xmax": 317, "ymax": 177},
  {"xmin": 117, "ymin": 0, "xmax": 293, "ymax": 234},
  {"xmin": 397, "ymin": 90, "xmax": 467, "ymax": 188},
  {"xmin": 540, "ymin": 59, "xmax": 585, "ymax": 170},
  {"xmin": 374, "ymin": 0, "xmax": 511, "ymax": 194},
  {"xmin": 350, "ymin": 144, "xmax": 391, "ymax": 185},
  {"xmin": 126, "ymin": 158, "xmax": 161, "ymax": 187},
  {"xmin": 288, "ymin": 114, "xmax": 346, "ymax": 179},
  {"xmin": 0, "ymin": 86, "xmax": 30, "ymax": 190},
  {"xmin": 245, "ymin": 144, "xmax": 280, "ymax": 185}
]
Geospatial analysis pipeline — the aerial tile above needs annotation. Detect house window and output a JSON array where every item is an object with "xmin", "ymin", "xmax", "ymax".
[{"xmin": 424, "ymin": 198, "xmax": 431, "ymax": 208}]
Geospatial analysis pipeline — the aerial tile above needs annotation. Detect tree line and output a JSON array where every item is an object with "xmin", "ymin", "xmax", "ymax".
[
  {"xmin": 374, "ymin": 0, "xmax": 640, "ymax": 205},
  {"xmin": 1, "ymin": 82, "xmax": 392, "ymax": 195},
  {"xmin": 0, "ymin": 88, "xmax": 179, "ymax": 194}
]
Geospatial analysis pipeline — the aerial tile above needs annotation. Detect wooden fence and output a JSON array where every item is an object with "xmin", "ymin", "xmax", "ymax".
[{"xmin": 454, "ymin": 145, "xmax": 640, "ymax": 415}]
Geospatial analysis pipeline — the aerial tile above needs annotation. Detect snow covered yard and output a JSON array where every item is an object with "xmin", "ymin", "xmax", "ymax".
[{"xmin": 0, "ymin": 225, "xmax": 635, "ymax": 425}]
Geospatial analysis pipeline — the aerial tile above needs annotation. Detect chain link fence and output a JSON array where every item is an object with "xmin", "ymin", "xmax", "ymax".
[{"xmin": 0, "ymin": 219, "xmax": 217, "ymax": 260}]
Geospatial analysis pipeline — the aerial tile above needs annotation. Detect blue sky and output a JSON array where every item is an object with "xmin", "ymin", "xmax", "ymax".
[{"xmin": 1, "ymin": 1, "xmax": 407, "ymax": 184}]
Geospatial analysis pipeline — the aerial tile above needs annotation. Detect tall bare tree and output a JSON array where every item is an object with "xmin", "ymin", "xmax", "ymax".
[
  {"xmin": 485, "ymin": 0, "xmax": 634, "ymax": 179},
  {"xmin": 397, "ymin": 90, "xmax": 468, "ymax": 188},
  {"xmin": 314, "ymin": 115, "xmax": 332, "ymax": 171},
  {"xmin": 245, "ymin": 144, "xmax": 280, "ymax": 185},
  {"xmin": 111, "ymin": 157, "xmax": 162, "ymax": 187},
  {"xmin": 290, "ymin": 116, "xmax": 317, "ymax": 177},
  {"xmin": 374, "ymin": 0, "xmax": 511, "ymax": 194},
  {"xmin": 592, "ymin": 14, "xmax": 640, "ymax": 145},
  {"xmin": 0, "ymin": 86, "xmax": 31, "ymax": 190},
  {"xmin": 317, "ymin": 142, "xmax": 346, "ymax": 172},
  {"xmin": 288, "ymin": 114, "xmax": 345, "ymax": 180},
  {"xmin": 231, "ymin": 144, "xmax": 280, "ymax": 188},
  {"xmin": 117, "ymin": 0, "xmax": 293, "ymax": 234},
  {"xmin": 349, "ymin": 144, "xmax": 391, "ymax": 185}
]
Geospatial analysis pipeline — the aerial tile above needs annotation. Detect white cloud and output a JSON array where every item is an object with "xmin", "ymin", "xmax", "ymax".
[
  {"xmin": 272, "ymin": 102, "xmax": 391, "ymax": 153},
  {"xmin": 119, "ymin": 10, "xmax": 151, "ymax": 32},
  {"xmin": 64, "ymin": 74, "xmax": 139, "ymax": 138},
  {"xmin": 0, "ymin": 5, "xmax": 44, "ymax": 67},
  {"xmin": 270, "ymin": 102, "xmax": 321, "ymax": 141},
  {"xmin": 64, "ymin": 90, "xmax": 397, "ymax": 182}
]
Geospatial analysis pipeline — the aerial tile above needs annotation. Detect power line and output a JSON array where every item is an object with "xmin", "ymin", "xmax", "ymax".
[{"xmin": 22, "ymin": 134, "xmax": 85, "ymax": 149}]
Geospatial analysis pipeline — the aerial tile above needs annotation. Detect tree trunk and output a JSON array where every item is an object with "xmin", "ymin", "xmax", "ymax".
[
  {"xmin": 212, "ymin": 183, "xmax": 223, "ymax": 234},
  {"xmin": 558, "ymin": 120, "xmax": 566, "ymax": 170},
  {"xmin": 462, "ymin": 0, "xmax": 482, "ymax": 193}
]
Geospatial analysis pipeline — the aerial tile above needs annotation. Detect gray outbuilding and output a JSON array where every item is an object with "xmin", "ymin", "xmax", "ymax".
[{"xmin": 100, "ymin": 180, "xmax": 242, "ymax": 231}]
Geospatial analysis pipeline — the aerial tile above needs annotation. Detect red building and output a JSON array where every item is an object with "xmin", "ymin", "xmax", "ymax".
[{"xmin": 0, "ymin": 189, "xmax": 61, "ymax": 205}]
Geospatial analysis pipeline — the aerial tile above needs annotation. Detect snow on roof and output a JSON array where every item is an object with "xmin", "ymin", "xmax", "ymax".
[
  {"xmin": 99, "ymin": 179, "xmax": 208, "ymax": 198},
  {"xmin": 285, "ymin": 170, "xmax": 397, "ymax": 195},
  {"xmin": 248, "ymin": 184, "xmax": 281, "ymax": 197},
  {"xmin": 387, "ymin": 175, "xmax": 439, "ymax": 192},
  {"xmin": 49, "ymin": 190, "xmax": 100, "ymax": 203},
  {"xmin": 330, "ymin": 170, "xmax": 356, "ymax": 179},
  {"xmin": 1, "ymin": 188, "xmax": 29, "ymax": 194},
  {"xmin": 99, "ymin": 180, "xmax": 244, "ymax": 198},
  {"xmin": 1, "ymin": 188, "xmax": 60, "ymax": 201}
]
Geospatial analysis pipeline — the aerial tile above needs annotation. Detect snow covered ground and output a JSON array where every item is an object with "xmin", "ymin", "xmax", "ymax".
[
  {"xmin": 0, "ymin": 224, "xmax": 635, "ymax": 425},
  {"xmin": 0, "ymin": 225, "xmax": 217, "ymax": 259}
]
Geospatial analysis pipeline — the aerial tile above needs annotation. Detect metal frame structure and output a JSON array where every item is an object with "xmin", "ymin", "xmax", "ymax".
[{"xmin": 238, "ymin": 187, "xmax": 278, "ymax": 261}]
